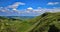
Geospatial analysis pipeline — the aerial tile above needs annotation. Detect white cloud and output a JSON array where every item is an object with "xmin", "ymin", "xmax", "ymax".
[
  {"xmin": 47, "ymin": 2, "xmax": 59, "ymax": 5},
  {"xmin": 0, "ymin": 2, "xmax": 26, "ymax": 16},
  {"xmin": 2, "ymin": 2, "xmax": 26, "ymax": 14},
  {"xmin": 8, "ymin": 2, "xmax": 25, "ymax": 9},
  {"xmin": 26, "ymin": 7, "xmax": 60, "ymax": 15},
  {"xmin": 12, "ymin": 8, "xmax": 17, "ymax": 11},
  {"xmin": 0, "ymin": 7, "xmax": 8, "ymax": 12},
  {"xmin": 49, "ymin": 8, "xmax": 60, "ymax": 12},
  {"xmin": 27, "ymin": 7, "xmax": 33, "ymax": 10},
  {"xmin": 25, "ymin": 7, "xmax": 33, "ymax": 13},
  {"xmin": 0, "ymin": 6, "xmax": 60, "ymax": 16}
]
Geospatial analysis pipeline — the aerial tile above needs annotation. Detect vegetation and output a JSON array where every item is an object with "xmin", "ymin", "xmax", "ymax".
[{"xmin": 0, "ymin": 12, "xmax": 60, "ymax": 32}]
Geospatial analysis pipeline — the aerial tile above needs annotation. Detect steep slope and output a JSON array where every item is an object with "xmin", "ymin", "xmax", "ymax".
[{"xmin": 29, "ymin": 12, "xmax": 60, "ymax": 32}]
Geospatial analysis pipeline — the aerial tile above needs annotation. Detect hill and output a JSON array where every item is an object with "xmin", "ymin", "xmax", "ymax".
[
  {"xmin": 0, "ymin": 12, "xmax": 60, "ymax": 32},
  {"xmin": 0, "ymin": 16, "xmax": 32, "ymax": 32},
  {"xmin": 4, "ymin": 16, "xmax": 35, "ymax": 20},
  {"xmin": 29, "ymin": 12, "xmax": 60, "ymax": 32}
]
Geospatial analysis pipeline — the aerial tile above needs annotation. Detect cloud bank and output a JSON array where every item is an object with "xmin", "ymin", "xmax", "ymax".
[
  {"xmin": 0, "ymin": 2, "xmax": 60, "ymax": 16},
  {"xmin": 47, "ymin": 2, "xmax": 59, "ymax": 5},
  {"xmin": 8, "ymin": 2, "xmax": 25, "ymax": 9}
]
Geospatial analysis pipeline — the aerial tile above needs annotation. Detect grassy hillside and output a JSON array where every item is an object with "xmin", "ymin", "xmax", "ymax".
[
  {"xmin": 0, "ymin": 16, "xmax": 32, "ymax": 32},
  {"xmin": 0, "ymin": 12, "xmax": 60, "ymax": 32},
  {"xmin": 29, "ymin": 12, "xmax": 60, "ymax": 32}
]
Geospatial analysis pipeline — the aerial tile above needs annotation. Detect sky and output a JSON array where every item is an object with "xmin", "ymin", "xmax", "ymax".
[{"xmin": 0, "ymin": 0, "xmax": 60, "ymax": 16}]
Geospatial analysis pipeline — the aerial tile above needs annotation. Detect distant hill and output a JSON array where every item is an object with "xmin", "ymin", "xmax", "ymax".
[{"xmin": 5, "ymin": 16, "xmax": 35, "ymax": 20}]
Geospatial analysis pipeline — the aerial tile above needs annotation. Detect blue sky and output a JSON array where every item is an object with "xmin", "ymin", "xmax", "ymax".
[{"xmin": 0, "ymin": 0, "xmax": 60, "ymax": 16}]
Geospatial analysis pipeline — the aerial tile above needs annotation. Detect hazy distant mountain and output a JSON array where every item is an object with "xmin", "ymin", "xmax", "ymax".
[{"xmin": 5, "ymin": 16, "xmax": 35, "ymax": 20}]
